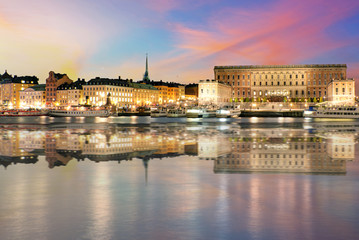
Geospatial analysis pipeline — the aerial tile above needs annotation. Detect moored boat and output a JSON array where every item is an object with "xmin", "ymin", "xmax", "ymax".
[
  {"xmin": 167, "ymin": 109, "xmax": 186, "ymax": 118},
  {"xmin": 186, "ymin": 108, "xmax": 204, "ymax": 118},
  {"xmin": 304, "ymin": 105, "xmax": 359, "ymax": 119},
  {"xmin": 150, "ymin": 109, "xmax": 167, "ymax": 118},
  {"xmin": 216, "ymin": 108, "xmax": 241, "ymax": 118},
  {"xmin": 48, "ymin": 107, "xmax": 110, "ymax": 117},
  {"xmin": 0, "ymin": 110, "xmax": 48, "ymax": 117}
]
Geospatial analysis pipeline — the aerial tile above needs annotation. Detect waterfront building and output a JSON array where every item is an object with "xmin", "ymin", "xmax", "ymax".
[
  {"xmin": 83, "ymin": 77, "xmax": 133, "ymax": 107},
  {"xmin": 45, "ymin": 71, "xmax": 73, "ymax": 107},
  {"xmin": 19, "ymin": 84, "xmax": 46, "ymax": 108},
  {"xmin": 57, "ymin": 79, "xmax": 86, "ymax": 107},
  {"xmin": 214, "ymin": 64, "xmax": 347, "ymax": 100},
  {"xmin": 198, "ymin": 79, "xmax": 231, "ymax": 106},
  {"xmin": 327, "ymin": 79, "xmax": 355, "ymax": 105},
  {"xmin": 130, "ymin": 82, "xmax": 159, "ymax": 106},
  {"xmin": 0, "ymin": 71, "xmax": 39, "ymax": 108}
]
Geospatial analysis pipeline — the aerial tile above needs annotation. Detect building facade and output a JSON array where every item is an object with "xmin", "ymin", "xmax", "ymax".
[
  {"xmin": 19, "ymin": 84, "xmax": 46, "ymax": 108},
  {"xmin": 45, "ymin": 71, "xmax": 73, "ymax": 107},
  {"xmin": 0, "ymin": 73, "xmax": 39, "ymax": 108},
  {"xmin": 327, "ymin": 79, "xmax": 355, "ymax": 105},
  {"xmin": 130, "ymin": 82, "xmax": 159, "ymax": 106},
  {"xmin": 198, "ymin": 79, "xmax": 231, "ymax": 106},
  {"xmin": 214, "ymin": 64, "xmax": 347, "ymax": 100},
  {"xmin": 57, "ymin": 79, "xmax": 86, "ymax": 107},
  {"xmin": 83, "ymin": 77, "xmax": 133, "ymax": 107}
]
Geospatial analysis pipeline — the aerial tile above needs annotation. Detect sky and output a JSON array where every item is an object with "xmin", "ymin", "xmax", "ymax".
[{"xmin": 0, "ymin": 0, "xmax": 359, "ymax": 84}]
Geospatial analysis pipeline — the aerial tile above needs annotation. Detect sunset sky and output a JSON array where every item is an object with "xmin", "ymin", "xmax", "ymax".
[{"xmin": 1, "ymin": 0, "xmax": 359, "ymax": 84}]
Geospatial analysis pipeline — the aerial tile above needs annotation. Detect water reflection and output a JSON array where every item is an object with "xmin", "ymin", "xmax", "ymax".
[{"xmin": 0, "ymin": 122, "xmax": 357, "ymax": 175}]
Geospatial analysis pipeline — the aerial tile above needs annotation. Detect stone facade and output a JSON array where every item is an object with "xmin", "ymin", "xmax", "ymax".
[
  {"xmin": 327, "ymin": 79, "xmax": 355, "ymax": 105},
  {"xmin": 214, "ymin": 64, "xmax": 347, "ymax": 100},
  {"xmin": 198, "ymin": 79, "xmax": 231, "ymax": 106}
]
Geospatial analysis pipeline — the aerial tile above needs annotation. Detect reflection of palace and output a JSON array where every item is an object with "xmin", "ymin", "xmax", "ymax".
[
  {"xmin": 0, "ymin": 124, "xmax": 356, "ymax": 175},
  {"xmin": 214, "ymin": 128, "xmax": 354, "ymax": 174}
]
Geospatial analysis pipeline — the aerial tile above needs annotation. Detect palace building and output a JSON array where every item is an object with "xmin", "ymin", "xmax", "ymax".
[{"xmin": 214, "ymin": 64, "xmax": 347, "ymax": 100}]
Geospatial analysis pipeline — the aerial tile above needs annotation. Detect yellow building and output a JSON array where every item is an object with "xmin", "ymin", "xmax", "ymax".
[
  {"xmin": 19, "ymin": 84, "xmax": 46, "ymax": 109},
  {"xmin": 131, "ymin": 82, "xmax": 159, "ymax": 106},
  {"xmin": 83, "ymin": 77, "xmax": 133, "ymax": 107},
  {"xmin": 156, "ymin": 85, "xmax": 168, "ymax": 104},
  {"xmin": 214, "ymin": 64, "xmax": 347, "ymax": 100},
  {"xmin": 327, "ymin": 79, "xmax": 355, "ymax": 105},
  {"xmin": 57, "ymin": 80, "xmax": 86, "ymax": 107},
  {"xmin": 0, "ymin": 71, "xmax": 39, "ymax": 109}
]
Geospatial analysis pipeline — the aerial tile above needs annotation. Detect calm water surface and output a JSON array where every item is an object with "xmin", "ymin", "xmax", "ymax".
[{"xmin": 0, "ymin": 117, "xmax": 358, "ymax": 240}]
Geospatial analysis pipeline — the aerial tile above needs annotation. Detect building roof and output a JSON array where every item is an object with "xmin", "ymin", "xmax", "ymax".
[
  {"xmin": 86, "ymin": 77, "xmax": 130, "ymax": 87},
  {"xmin": 130, "ymin": 82, "xmax": 158, "ymax": 90},
  {"xmin": 0, "ymin": 70, "xmax": 12, "ymax": 80},
  {"xmin": 57, "ymin": 79, "xmax": 86, "ymax": 90},
  {"xmin": 0, "ymin": 75, "xmax": 39, "ymax": 85},
  {"xmin": 29, "ymin": 84, "xmax": 46, "ymax": 91},
  {"xmin": 214, "ymin": 64, "xmax": 347, "ymax": 70}
]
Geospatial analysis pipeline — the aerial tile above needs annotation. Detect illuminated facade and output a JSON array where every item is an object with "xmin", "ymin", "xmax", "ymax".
[
  {"xmin": 130, "ymin": 82, "xmax": 159, "ymax": 106},
  {"xmin": 327, "ymin": 79, "xmax": 355, "ymax": 105},
  {"xmin": 45, "ymin": 71, "xmax": 73, "ymax": 107},
  {"xmin": 83, "ymin": 77, "xmax": 133, "ymax": 107},
  {"xmin": 19, "ymin": 84, "xmax": 46, "ymax": 108},
  {"xmin": 57, "ymin": 79, "xmax": 86, "ymax": 107},
  {"xmin": 198, "ymin": 79, "xmax": 231, "ymax": 106},
  {"xmin": 214, "ymin": 64, "xmax": 347, "ymax": 100},
  {"xmin": 0, "ymin": 71, "xmax": 39, "ymax": 108}
]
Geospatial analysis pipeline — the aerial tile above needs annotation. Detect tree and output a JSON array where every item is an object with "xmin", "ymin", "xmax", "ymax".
[
  {"xmin": 319, "ymin": 97, "xmax": 323, "ymax": 103},
  {"xmin": 313, "ymin": 97, "xmax": 317, "ymax": 103},
  {"xmin": 283, "ymin": 96, "xmax": 288, "ymax": 103}
]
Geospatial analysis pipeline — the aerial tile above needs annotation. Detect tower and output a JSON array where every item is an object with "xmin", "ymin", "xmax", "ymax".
[{"xmin": 143, "ymin": 54, "xmax": 150, "ymax": 82}]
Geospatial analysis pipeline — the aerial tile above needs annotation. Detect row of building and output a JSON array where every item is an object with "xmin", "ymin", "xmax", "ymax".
[
  {"xmin": 0, "ymin": 62, "xmax": 356, "ymax": 109},
  {"xmin": 0, "ymin": 70, "xmax": 193, "ymax": 109},
  {"xmin": 198, "ymin": 64, "xmax": 356, "ymax": 105}
]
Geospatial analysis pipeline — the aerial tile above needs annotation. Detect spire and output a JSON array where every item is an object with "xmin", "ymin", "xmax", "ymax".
[{"xmin": 143, "ymin": 53, "xmax": 150, "ymax": 82}]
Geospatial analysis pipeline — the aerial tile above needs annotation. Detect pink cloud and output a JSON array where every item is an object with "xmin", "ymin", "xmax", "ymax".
[{"xmin": 166, "ymin": 0, "xmax": 359, "ymax": 75}]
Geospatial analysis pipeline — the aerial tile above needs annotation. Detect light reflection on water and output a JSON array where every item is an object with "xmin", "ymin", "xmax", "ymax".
[{"xmin": 0, "ymin": 119, "xmax": 359, "ymax": 240}]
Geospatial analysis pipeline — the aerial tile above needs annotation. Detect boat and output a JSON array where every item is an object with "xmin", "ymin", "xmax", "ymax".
[
  {"xmin": 0, "ymin": 109, "xmax": 48, "ymax": 117},
  {"xmin": 216, "ymin": 107, "xmax": 241, "ymax": 118},
  {"xmin": 167, "ymin": 109, "xmax": 186, "ymax": 118},
  {"xmin": 202, "ymin": 108, "xmax": 217, "ymax": 118},
  {"xmin": 186, "ymin": 108, "xmax": 204, "ymax": 118},
  {"xmin": 304, "ymin": 105, "xmax": 359, "ymax": 119},
  {"xmin": 150, "ymin": 109, "xmax": 167, "ymax": 118},
  {"xmin": 48, "ymin": 107, "xmax": 110, "ymax": 117}
]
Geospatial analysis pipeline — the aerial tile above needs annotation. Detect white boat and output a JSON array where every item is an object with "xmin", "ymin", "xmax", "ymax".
[
  {"xmin": 304, "ymin": 105, "xmax": 359, "ymax": 119},
  {"xmin": 202, "ymin": 109, "xmax": 217, "ymax": 118},
  {"xmin": 150, "ymin": 110, "xmax": 167, "ymax": 118},
  {"xmin": 186, "ymin": 108, "xmax": 204, "ymax": 118},
  {"xmin": 48, "ymin": 108, "xmax": 110, "ymax": 117},
  {"xmin": 216, "ymin": 108, "xmax": 241, "ymax": 118},
  {"xmin": 167, "ymin": 109, "xmax": 186, "ymax": 118}
]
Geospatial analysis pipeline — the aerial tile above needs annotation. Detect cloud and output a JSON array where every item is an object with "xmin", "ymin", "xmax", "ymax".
[{"xmin": 160, "ymin": 0, "xmax": 359, "ymax": 82}]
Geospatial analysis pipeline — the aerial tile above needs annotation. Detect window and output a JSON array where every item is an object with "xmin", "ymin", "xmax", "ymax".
[
  {"xmin": 227, "ymin": 75, "xmax": 230, "ymax": 80},
  {"xmin": 232, "ymin": 75, "xmax": 234, "ymax": 80},
  {"xmin": 277, "ymin": 81, "xmax": 280, "ymax": 85},
  {"xmin": 302, "ymin": 81, "xmax": 304, "ymax": 85},
  {"xmin": 295, "ymin": 90, "xmax": 298, "ymax": 95},
  {"xmin": 314, "ymin": 73, "xmax": 316, "ymax": 79},
  {"xmin": 296, "ymin": 81, "xmax": 298, "ymax": 86},
  {"xmin": 217, "ymin": 75, "xmax": 220, "ymax": 80},
  {"xmin": 319, "ymin": 80, "xmax": 321, "ymax": 85},
  {"xmin": 296, "ymin": 74, "xmax": 298, "ymax": 79},
  {"xmin": 201, "ymin": 89, "xmax": 203, "ymax": 93},
  {"xmin": 319, "ymin": 74, "xmax": 321, "ymax": 78}
]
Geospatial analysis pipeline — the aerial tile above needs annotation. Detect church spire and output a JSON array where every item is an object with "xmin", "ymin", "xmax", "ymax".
[{"xmin": 143, "ymin": 53, "xmax": 150, "ymax": 82}]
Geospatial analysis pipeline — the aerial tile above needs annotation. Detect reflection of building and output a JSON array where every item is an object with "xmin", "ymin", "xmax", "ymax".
[
  {"xmin": 327, "ymin": 79, "xmax": 355, "ymax": 105},
  {"xmin": 214, "ymin": 64, "xmax": 347, "ymax": 99},
  {"xmin": 214, "ymin": 129, "xmax": 351, "ymax": 174},
  {"xmin": 198, "ymin": 79, "xmax": 231, "ymax": 106}
]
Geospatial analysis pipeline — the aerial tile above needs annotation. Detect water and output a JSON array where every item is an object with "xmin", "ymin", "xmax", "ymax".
[{"xmin": 0, "ymin": 117, "xmax": 358, "ymax": 240}]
